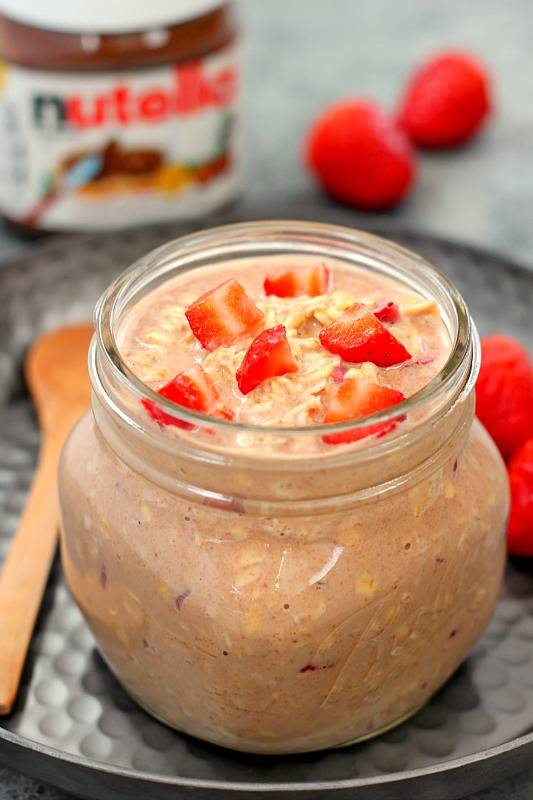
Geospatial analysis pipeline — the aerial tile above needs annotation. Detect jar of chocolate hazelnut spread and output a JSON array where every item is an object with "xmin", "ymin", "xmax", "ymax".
[
  {"xmin": 58, "ymin": 221, "xmax": 509, "ymax": 754},
  {"xmin": 0, "ymin": 1, "xmax": 241, "ymax": 233}
]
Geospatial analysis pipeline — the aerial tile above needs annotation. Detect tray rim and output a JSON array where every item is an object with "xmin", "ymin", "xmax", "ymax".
[{"xmin": 1, "ymin": 719, "xmax": 533, "ymax": 794}]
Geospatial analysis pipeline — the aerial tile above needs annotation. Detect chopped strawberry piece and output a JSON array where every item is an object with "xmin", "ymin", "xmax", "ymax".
[
  {"xmin": 319, "ymin": 302, "xmax": 411, "ymax": 367},
  {"xmin": 331, "ymin": 365, "xmax": 346, "ymax": 384},
  {"xmin": 299, "ymin": 662, "xmax": 335, "ymax": 673},
  {"xmin": 236, "ymin": 324, "xmax": 298, "ymax": 395},
  {"xmin": 212, "ymin": 406, "xmax": 235, "ymax": 422},
  {"xmin": 322, "ymin": 378, "xmax": 405, "ymax": 444},
  {"xmin": 142, "ymin": 398, "xmax": 186, "ymax": 428},
  {"xmin": 373, "ymin": 300, "xmax": 400, "ymax": 324},
  {"xmin": 157, "ymin": 366, "xmax": 219, "ymax": 410},
  {"xmin": 185, "ymin": 279, "xmax": 264, "ymax": 351},
  {"xmin": 142, "ymin": 365, "xmax": 227, "ymax": 428},
  {"xmin": 264, "ymin": 264, "xmax": 330, "ymax": 297},
  {"xmin": 476, "ymin": 335, "xmax": 533, "ymax": 461},
  {"xmin": 507, "ymin": 437, "xmax": 533, "ymax": 557}
]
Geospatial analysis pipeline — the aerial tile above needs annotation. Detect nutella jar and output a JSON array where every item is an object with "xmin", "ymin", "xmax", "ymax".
[
  {"xmin": 0, "ymin": 1, "xmax": 242, "ymax": 233},
  {"xmin": 58, "ymin": 222, "xmax": 509, "ymax": 754}
]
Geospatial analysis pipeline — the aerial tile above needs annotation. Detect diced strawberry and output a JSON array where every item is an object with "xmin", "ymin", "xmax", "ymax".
[
  {"xmin": 299, "ymin": 662, "xmax": 335, "ymax": 673},
  {"xmin": 322, "ymin": 377, "xmax": 405, "ymax": 444},
  {"xmin": 185, "ymin": 279, "xmax": 264, "ymax": 351},
  {"xmin": 157, "ymin": 365, "xmax": 219, "ymax": 410},
  {"xmin": 319, "ymin": 302, "xmax": 411, "ymax": 367},
  {"xmin": 331, "ymin": 365, "xmax": 346, "ymax": 384},
  {"xmin": 373, "ymin": 300, "xmax": 400, "ymax": 324},
  {"xmin": 212, "ymin": 406, "xmax": 235, "ymax": 422},
  {"xmin": 142, "ymin": 365, "xmax": 226, "ymax": 428},
  {"xmin": 263, "ymin": 264, "xmax": 330, "ymax": 298},
  {"xmin": 236, "ymin": 324, "xmax": 298, "ymax": 395},
  {"xmin": 142, "ymin": 398, "xmax": 186, "ymax": 428},
  {"xmin": 476, "ymin": 334, "xmax": 533, "ymax": 461},
  {"xmin": 507, "ymin": 437, "xmax": 533, "ymax": 557}
]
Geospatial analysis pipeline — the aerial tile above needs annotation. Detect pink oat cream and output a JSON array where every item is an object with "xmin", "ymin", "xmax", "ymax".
[{"xmin": 58, "ymin": 222, "xmax": 509, "ymax": 754}]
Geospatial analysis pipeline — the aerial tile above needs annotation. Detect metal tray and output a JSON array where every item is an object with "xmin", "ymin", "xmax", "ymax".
[{"xmin": 0, "ymin": 206, "xmax": 532, "ymax": 800}]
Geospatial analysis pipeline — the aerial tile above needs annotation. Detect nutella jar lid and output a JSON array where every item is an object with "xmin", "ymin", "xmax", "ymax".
[{"xmin": 0, "ymin": 0, "xmax": 226, "ymax": 34}]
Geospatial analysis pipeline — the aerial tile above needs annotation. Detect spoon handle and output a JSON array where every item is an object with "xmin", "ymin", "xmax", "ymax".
[{"xmin": 0, "ymin": 425, "xmax": 71, "ymax": 714}]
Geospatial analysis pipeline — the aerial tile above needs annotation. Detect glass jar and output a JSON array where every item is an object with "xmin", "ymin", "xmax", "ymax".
[
  {"xmin": 0, "ymin": 1, "xmax": 241, "ymax": 234},
  {"xmin": 58, "ymin": 221, "xmax": 509, "ymax": 755}
]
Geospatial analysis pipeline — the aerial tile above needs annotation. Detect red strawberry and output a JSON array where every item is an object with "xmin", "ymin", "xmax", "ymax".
[
  {"xmin": 142, "ymin": 365, "xmax": 229, "ymax": 428},
  {"xmin": 323, "ymin": 378, "xmax": 405, "ymax": 444},
  {"xmin": 476, "ymin": 334, "xmax": 533, "ymax": 461},
  {"xmin": 373, "ymin": 300, "xmax": 401, "ymax": 324},
  {"xmin": 185, "ymin": 279, "xmax": 264, "ymax": 351},
  {"xmin": 305, "ymin": 99, "xmax": 415, "ymax": 211},
  {"xmin": 157, "ymin": 366, "xmax": 219, "ymax": 410},
  {"xmin": 264, "ymin": 264, "xmax": 330, "ymax": 298},
  {"xmin": 236, "ymin": 324, "xmax": 298, "ymax": 395},
  {"xmin": 142, "ymin": 398, "xmax": 178, "ymax": 428},
  {"xmin": 397, "ymin": 51, "xmax": 491, "ymax": 148},
  {"xmin": 331, "ymin": 365, "xmax": 346, "ymax": 384},
  {"xmin": 319, "ymin": 302, "xmax": 412, "ymax": 367},
  {"xmin": 507, "ymin": 437, "xmax": 533, "ymax": 557}
]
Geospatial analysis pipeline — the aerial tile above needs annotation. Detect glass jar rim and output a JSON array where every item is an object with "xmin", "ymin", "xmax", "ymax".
[{"xmin": 93, "ymin": 219, "xmax": 477, "ymax": 440}]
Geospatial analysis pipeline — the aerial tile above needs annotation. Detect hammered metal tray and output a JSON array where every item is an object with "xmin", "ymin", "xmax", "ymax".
[{"xmin": 0, "ymin": 206, "xmax": 532, "ymax": 800}]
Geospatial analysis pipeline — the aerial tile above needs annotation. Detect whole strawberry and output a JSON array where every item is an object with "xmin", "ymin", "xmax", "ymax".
[
  {"xmin": 476, "ymin": 334, "xmax": 533, "ymax": 461},
  {"xmin": 397, "ymin": 51, "xmax": 491, "ymax": 148},
  {"xmin": 305, "ymin": 99, "xmax": 416, "ymax": 211},
  {"xmin": 507, "ymin": 437, "xmax": 533, "ymax": 557}
]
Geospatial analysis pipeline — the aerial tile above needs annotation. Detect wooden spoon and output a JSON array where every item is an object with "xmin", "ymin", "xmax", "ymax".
[{"xmin": 0, "ymin": 323, "xmax": 93, "ymax": 715}]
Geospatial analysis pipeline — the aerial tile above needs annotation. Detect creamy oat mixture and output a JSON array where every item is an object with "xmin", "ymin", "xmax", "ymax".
[
  {"xmin": 58, "ymin": 253, "xmax": 509, "ymax": 754},
  {"xmin": 119, "ymin": 255, "xmax": 449, "ymax": 431}
]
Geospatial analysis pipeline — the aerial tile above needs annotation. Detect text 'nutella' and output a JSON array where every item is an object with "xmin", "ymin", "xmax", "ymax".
[{"xmin": 0, "ymin": 1, "xmax": 242, "ymax": 233}]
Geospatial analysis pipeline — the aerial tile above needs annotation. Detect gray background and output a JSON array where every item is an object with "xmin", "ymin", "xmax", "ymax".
[{"xmin": 1, "ymin": 1, "xmax": 532, "ymax": 798}]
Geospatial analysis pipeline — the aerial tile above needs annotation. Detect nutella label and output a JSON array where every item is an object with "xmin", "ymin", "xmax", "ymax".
[{"xmin": 0, "ymin": 46, "xmax": 242, "ymax": 230}]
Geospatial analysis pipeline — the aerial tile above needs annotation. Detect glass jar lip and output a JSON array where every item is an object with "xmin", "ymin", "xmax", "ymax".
[{"xmin": 94, "ymin": 219, "xmax": 477, "ymax": 438}]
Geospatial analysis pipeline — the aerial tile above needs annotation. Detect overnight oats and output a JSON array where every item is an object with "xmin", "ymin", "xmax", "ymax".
[{"xmin": 58, "ymin": 221, "xmax": 509, "ymax": 754}]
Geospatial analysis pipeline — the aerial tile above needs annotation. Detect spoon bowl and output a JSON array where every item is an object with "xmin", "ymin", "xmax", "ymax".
[{"xmin": 0, "ymin": 323, "xmax": 93, "ymax": 715}]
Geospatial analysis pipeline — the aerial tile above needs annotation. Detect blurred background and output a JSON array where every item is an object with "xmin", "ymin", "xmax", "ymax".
[
  {"xmin": 0, "ymin": 0, "xmax": 531, "ymax": 270},
  {"xmin": 238, "ymin": 0, "xmax": 532, "ymax": 270}
]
